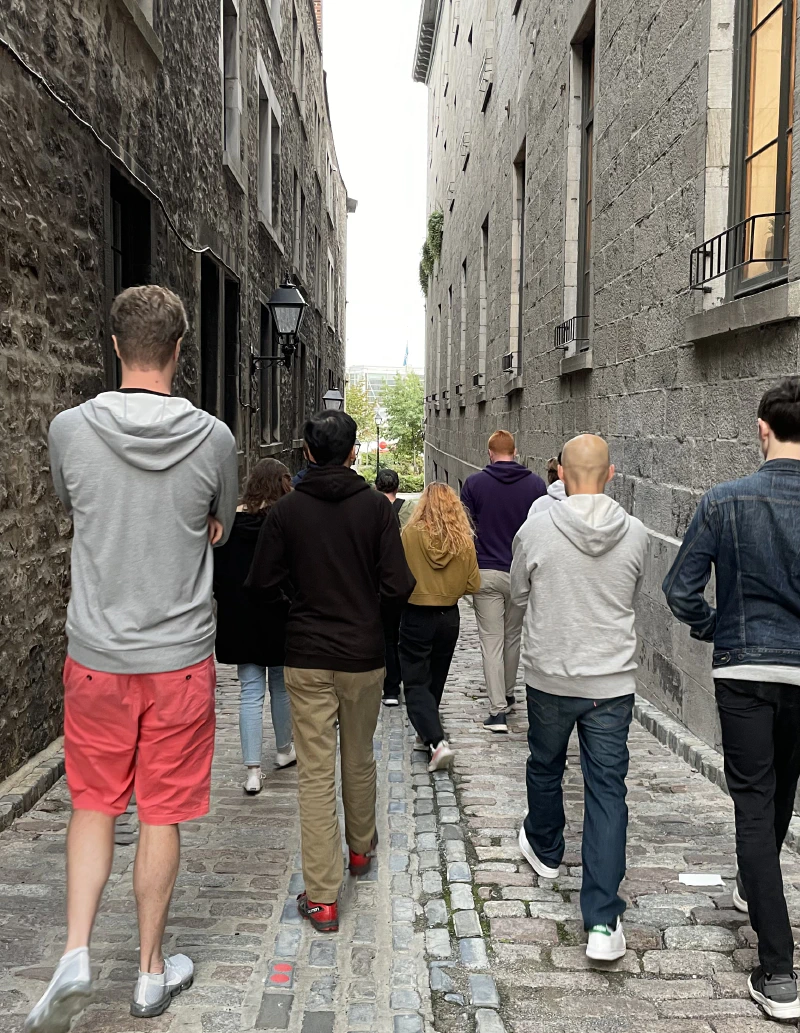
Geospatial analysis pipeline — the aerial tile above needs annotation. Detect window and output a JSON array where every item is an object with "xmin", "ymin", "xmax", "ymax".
[
  {"xmin": 508, "ymin": 143, "xmax": 526, "ymax": 372},
  {"xmin": 446, "ymin": 284, "xmax": 453, "ymax": 404},
  {"xmin": 315, "ymin": 355, "xmax": 322, "ymax": 410},
  {"xmin": 293, "ymin": 171, "xmax": 301, "ymax": 268},
  {"xmin": 459, "ymin": 259, "xmax": 467, "ymax": 398},
  {"xmin": 577, "ymin": 34, "xmax": 594, "ymax": 317},
  {"xmin": 299, "ymin": 39, "xmax": 306, "ymax": 112},
  {"xmin": 299, "ymin": 188, "xmax": 307, "ymax": 278},
  {"xmin": 265, "ymin": 0, "xmax": 281, "ymax": 38},
  {"xmin": 257, "ymin": 58, "xmax": 282, "ymax": 232},
  {"xmin": 223, "ymin": 278, "xmax": 240, "ymax": 435},
  {"xmin": 292, "ymin": 4, "xmax": 299, "ymax": 86},
  {"xmin": 733, "ymin": 0, "xmax": 796, "ymax": 286},
  {"xmin": 200, "ymin": 255, "xmax": 239, "ymax": 437},
  {"xmin": 294, "ymin": 341, "xmax": 307, "ymax": 436},
  {"xmin": 260, "ymin": 305, "xmax": 281, "ymax": 444},
  {"xmin": 477, "ymin": 216, "xmax": 488, "ymax": 384},
  {"xmin": 325, "ymin": 151, "xmax": 333, "ymax": 213},
  {"xmin": 108, "ymin": 169, "xmax": 152, "ymax": 387},
  {"xmin": 314, "ymin": 227, "xmax": 322, "ymax": 306},
  {"xmin": 327, "ymin": 250, "xmax": 335, "ymax": 325},
  {"xmin": 200, "ymin": 256, "xmax": 220, "ymax": 416},
  {"xmin": 222, "ymin": 0, "xmax": 241, "ymax": 162},
  {"xmin": 436, "ymin": 303, "xmax": 442, "ymax": 399}
]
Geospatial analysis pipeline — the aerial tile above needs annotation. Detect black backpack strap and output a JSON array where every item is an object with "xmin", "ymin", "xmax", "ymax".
[{"xmin": 391, "ymin": 498, "xmax": 405, "ymax": 525}]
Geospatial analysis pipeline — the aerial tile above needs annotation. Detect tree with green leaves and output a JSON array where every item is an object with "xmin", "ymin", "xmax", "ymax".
[
  {"xmin": 381, "ymin": 371, "xmax": 424, "ymax": 474},
  {"xmin": 344, "ymin": 379, "xmax": 377, "ymax": 442}
]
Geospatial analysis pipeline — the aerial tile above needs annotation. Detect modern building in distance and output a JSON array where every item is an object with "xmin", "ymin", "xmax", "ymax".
[
  {"xmin": 347, "ymin": 364, "xmax": 425, "ymax": 402},
  {"xmin": 0, "ymin": 0, "xmax": 348, "ymax": 779},
  {"xmin": 413, "ymin": 0, "xmax": 800, "ymax": 752}
]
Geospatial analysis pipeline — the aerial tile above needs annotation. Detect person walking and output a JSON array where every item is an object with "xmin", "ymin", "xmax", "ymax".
[
  {"xmin": 247, "ymin": 410, "xmax": 415, "ymax": 933},
  {"xmin": 26, "ymin": 286, "xmax": 238, "ymax": 1033},
  {"xmin": 375, "ymin": 468, "xmax": 416, "ymax": 707},
  {"xmin": 399, "ymin": 483, "xmax": 480, "ymax": 771},
  {"xmin": 461, "ymin": 430, "xmax": 546, "ymax": 734},
  {"xmin": 213, "ymin": 459, "xmax": 296, "ymax": 795},
  {"xmin": 511, "ymin": 434, "xmax": 647, "ymax": 963},
  {"xmin": 664, "ymin": 377, "xmax": 800, "ymax": 1021},
  {"xmin": 529, "ymin": 454, "xmax": 567, "ymax": 517}
]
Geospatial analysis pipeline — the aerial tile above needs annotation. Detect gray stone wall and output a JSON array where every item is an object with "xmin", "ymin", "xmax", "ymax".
[
  {"xmin": 0, "ymin": 0, "xmax": 347, "ymax": 779},
  {"xmin": 416, "ymin": 0, "xmax": 800, "ymax": 748}
]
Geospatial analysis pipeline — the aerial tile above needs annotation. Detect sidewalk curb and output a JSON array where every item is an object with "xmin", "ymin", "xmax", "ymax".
[
  {"xmin": 633, "ymin": 694, "xmax": 800, "ymax": 854},
  {"xmin": 0, "ymin": 742, "xmax": 65, "ymax": 834}
]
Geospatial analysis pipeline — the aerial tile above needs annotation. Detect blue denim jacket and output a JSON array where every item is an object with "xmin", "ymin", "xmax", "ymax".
[{"xmin": 663, "ymin": 459, "xmax": 800, "ymax": 672}]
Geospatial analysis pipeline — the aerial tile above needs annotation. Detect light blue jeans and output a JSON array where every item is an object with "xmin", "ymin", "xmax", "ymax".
[{"xmin": 238, "ymin": 664, "xmax": 293, "ymax": 765}]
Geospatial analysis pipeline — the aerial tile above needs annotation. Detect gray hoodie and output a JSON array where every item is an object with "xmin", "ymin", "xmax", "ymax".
[
  {"xmin": 511, "ymin": 494, "xmax": 648, "ymax": 698},
  {"xmin": 49, "ymin": 391, "xmax": 238, "ymax": 674},
  {"xmin": 528, "ymin": 478, "xmax": 567, "ymax": 518}
]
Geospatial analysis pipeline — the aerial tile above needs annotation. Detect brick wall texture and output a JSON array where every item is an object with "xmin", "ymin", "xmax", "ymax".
[
  {"xmin": 0, "ymin": 0, "xmax": 347, "ymax": 780},
  {"xmin": 418, "ymin": 0, "xmax": 800, "ymax": 750}
]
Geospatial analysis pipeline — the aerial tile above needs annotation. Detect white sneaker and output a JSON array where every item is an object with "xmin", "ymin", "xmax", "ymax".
[
  {"xmin": 24, "ymin": 947, "xmax": 92, "ymax": 1033},
  {"xmin": 275, "ymin": 744, "xmax": 297, "ymax": 769},
  {"xmin": 518, "ymin": 824, "xmax": 560, "ymax": 880},
  {"xmin": 586, "ymin": 920, "xmax": 627, "ymax": 961},
  {"xmin": 130, "ymin": 954, "xmax": 194, "ymax": 1018},
  {"xmin": 428, "ymin": 740, "xmax": 454, "ymax": 772},
  {"xmin": 244, "ymin": 767, "xmax": 263, "ymax": 794}
]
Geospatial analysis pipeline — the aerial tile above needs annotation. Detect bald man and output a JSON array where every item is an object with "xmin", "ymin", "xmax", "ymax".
[{"xmin": 510, "ymin": 435, "xmax": 648, "ymax": 962}]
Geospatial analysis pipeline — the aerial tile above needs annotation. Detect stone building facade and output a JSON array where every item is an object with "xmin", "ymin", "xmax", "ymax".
[
  {"xmin": 0, "ymin": 0, "xmax": 348, "ymax": 779},
  {"xmin": 414, "ymin": 0, "xmax": 800, "ymax": 749}
]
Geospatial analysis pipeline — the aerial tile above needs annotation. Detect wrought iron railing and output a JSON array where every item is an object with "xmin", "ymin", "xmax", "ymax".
[
  {"xmin": 690, "ymin": 212, "xmax": 789, "ymax": 289},
  {"xmin": 554, "ymin": 315, "xmax": 590, "ymax": 351}
]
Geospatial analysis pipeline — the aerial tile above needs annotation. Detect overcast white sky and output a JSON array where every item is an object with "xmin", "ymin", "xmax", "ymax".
[{"xmin": 324, "ymin": 0, "xmax": 428, "ymax": 371}]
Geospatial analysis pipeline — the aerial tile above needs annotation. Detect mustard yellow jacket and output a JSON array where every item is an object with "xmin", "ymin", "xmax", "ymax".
[{"xmin": 401, "ymin": 524, "xmax": 481, "ymax": 606}]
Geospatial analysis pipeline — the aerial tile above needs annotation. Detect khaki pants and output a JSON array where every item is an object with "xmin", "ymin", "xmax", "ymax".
[
  {"xmin": 284, "ymin": 666, "xmax": 383, "ymax": 903},
  {"xmin": 473, "ymin": 569, "xmax": 524, "ymax": 713}
]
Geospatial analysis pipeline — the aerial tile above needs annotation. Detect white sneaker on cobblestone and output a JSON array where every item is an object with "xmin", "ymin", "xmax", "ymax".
[
  {"xmin": 428, "ymin": 740, "xmax": 454, "ymax": 772},
  {"xmin": 518, "ymin": 824, "xmax": 560, "ymax": 880},
  {"xmin": 275, "ymin": 744, "xmax": 297, "ymax": 769},
  {"xmin": 244, "ymin": 767, "xmax": 263, "ymax": 794},
  {"xmin": 586, "ymin": 919, "xmax": 626, "ymax": 961},
  {"xmin": 24, "ymin": 947, "xmax": 92, "ymax": 1033},
  {"xmin": 130, "ymin": 954, "xmax": 194, "ymax": 1018}
]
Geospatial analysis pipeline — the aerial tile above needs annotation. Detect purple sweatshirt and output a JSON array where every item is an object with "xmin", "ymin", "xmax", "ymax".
[{"xmin": 461, "ymin": 462, "xmax": 547, "ymax": 572}]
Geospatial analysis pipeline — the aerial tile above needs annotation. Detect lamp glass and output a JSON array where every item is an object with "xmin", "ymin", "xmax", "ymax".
[
  {"xmin": 322, "ymin": 389, "xmax": 344, "ymax": 410},
  {"xmin": 267, "ymin": 282, "xmax": 307, "ymax": 336}
]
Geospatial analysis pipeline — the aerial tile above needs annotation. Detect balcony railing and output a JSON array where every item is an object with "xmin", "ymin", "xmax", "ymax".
[
  {"xmin": 690, "ymin": 212, "xmax": 789, "ymax": 289},
  {"xmin": 554, "ymin": 315, "xmax": 590, "ymax": 351}
]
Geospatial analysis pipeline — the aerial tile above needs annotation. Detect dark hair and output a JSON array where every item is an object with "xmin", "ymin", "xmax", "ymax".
[
  {"xmin": 303, "ymin": 409, "xmax": 357, "ymax": 466},
  {"xmin": 758, "ymin": 378, "xmax": 800, "ymax": 443},
  {"xmin": 375, "ymin": 468, "xmax": 400, "ymax": 494},
  {"xmin": 242, "ymin": 458, "xmax": 291, "ymax": 513},
  {"xmin": 110, "ymin": 285, "xmax": 188, "ymax": 370},
  {"xmin": 546, "ymin": 458, "xmax": 559, "ymax": 485}
]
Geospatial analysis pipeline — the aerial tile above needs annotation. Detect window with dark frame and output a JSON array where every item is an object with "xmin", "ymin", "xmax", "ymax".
[
  {"xmin": 260, "ymin": 304, "xmax": 280, "ymax": 444},
  {"xmin": 222, "ymin": 0, "xmax": 240, "ymax": 162},
  {"xmin": 577, "ymin": 32, "xmax": 594, "ymax": 320},
  {"xmin": 200, "ymin": 256, "xmax": 220, "ymax": 417},
  {"xmin": 733, "ymin": 0, "xmax": 796, "ymax": 289},
  {"xmin": 109, "ymin": 170, "xmax": 152, "ymax": 388},
  {"xmin": 509, "ymin": 144, "xmax": 526, "ymax": 371},
  {"xmin": 294, "ymin": 340, "xmax": 307, "ymax": 436},
  {"xmin": 222, "ymin": 278, "xmax": 240, "ymax": 436}
]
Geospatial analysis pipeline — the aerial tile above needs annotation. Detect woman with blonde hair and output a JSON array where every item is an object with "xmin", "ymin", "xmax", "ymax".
[{"xmin": 399, "ymin": 482, "xmax": 480, "ymax": 771}]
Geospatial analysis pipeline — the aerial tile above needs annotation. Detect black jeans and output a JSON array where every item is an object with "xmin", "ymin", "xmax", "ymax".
[
  {"xmin": 383, "ymin": 608, "xmax": 402, "ymax": 697},
  {"xmin": 716, "ymin": 679, "xmax": 800, "ymax": 974},
  {"xmin": 524, "ymin": 687, "xmax": 633, "ymax": 928},
  {"xmin": 399, "ymin": 604, "xmax": 460, "ymax": 746}
]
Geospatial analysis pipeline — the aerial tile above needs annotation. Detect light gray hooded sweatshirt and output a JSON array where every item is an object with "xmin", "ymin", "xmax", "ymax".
[
  {"xmin": 49, "ymin": 391, "xmax": 238, "ymax": 674},
  {"xmin": 511, "ymin": 494, "xmax": 649, "ymax": 698}
]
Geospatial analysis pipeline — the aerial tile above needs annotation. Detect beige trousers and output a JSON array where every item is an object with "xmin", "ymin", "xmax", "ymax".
[
  {"xmin": 284, "ymin": 666, "xmax": 383, "ymax": 903},
  {"xmin": 472, "ymin": 569, "xmax": 524, "ymax": 713}
]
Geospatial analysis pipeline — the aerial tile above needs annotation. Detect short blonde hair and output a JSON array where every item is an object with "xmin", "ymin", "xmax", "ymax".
[{"xmin": 488, "ymin": 430, "xmax": 515, "ymax": 456}]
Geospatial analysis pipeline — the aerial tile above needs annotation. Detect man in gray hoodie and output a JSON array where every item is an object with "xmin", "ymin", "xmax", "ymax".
[
  {"xmin": 511, "ymin": 435, "xmax": 648, "ymax": 963},
  {"xmin": 25, "ymin": 286, "xmax": 237, "ymax": 1033}
]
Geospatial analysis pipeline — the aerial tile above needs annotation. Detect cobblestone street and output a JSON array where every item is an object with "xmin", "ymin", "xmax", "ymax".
[{"xmin": 1, "ymin": 608, "xmax": 799, "ymax": 1032}]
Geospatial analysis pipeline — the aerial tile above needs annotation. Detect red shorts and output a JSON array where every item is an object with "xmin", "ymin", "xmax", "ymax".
[{"xmin": 63, "ymin": 655, "xmax": 216, "ymax": 825}]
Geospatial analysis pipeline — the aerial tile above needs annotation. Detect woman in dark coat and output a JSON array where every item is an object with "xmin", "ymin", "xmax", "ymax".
[{"xmin": 214, "ymin": 459, "xmax": 294, "ymax": 794}]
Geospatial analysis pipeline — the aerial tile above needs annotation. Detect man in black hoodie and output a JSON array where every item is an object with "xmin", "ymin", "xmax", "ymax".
[{"xmin": 248, "ymin": 410, "xmax": 415, "ymax": 932}]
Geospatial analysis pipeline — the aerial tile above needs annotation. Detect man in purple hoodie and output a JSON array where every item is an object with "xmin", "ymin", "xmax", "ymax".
[{"xmin": 461, "ymin": 430, "xmax": 546, "ymax": 733}]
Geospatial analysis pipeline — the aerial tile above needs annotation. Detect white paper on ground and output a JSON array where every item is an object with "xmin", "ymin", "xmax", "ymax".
[{"xmin": 678, "ymin": 873, "xmax": 723, "ymax": 887}]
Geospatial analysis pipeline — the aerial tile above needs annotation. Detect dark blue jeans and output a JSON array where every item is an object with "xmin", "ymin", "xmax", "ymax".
[{"xmin": 523, "ymin": 687, "xmax": 633, "ymax": 929}]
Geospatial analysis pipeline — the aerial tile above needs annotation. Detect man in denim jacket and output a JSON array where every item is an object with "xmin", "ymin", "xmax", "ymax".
[{"xmin": 664, "ymin": 377, "xmax": 800, "ymax": 1021}]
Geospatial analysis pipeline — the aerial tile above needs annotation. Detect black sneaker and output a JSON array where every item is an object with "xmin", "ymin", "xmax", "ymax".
[
  {"xmin": 382, "ymin": 693, "xmax": 400, "ymax": 707},
  {"xmin": 733, "ymin": 871, "xmax": 748, "ymax": 914},
  {"xmin": 748, "ymin": 967, "xmax": 800, "ymax": 1019},
  {"xmin": 506, "ymin": 694, "xmax": 516, "ymax": 710},
  {"xmin": 484, "ymin": 712, "xmax": 508, "ymax": 733}
]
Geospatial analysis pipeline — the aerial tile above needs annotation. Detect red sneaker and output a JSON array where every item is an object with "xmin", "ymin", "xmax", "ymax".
[
  {"xmin": 349, "ymin": 833, "xmax": 378, "ymax": 876},
  {"xmin": 297, "ymin": 892, "xmax": 339, "ymax": 932}
]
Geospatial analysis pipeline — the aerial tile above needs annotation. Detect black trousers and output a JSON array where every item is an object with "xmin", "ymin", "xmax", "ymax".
[
  {"xmin": 399, "ymin": 604, "xmax": 460, "ymax": 747},
  {"xmin": 383, "ymin": 608, "xmax": 402, "ymax": 697},
  {"xmin": 716, "ymin": 679, "xmax": 800, "ymax": 974}
]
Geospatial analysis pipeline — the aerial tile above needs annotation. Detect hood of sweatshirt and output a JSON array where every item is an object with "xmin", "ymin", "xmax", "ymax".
[
  {"xmin": 482, "ymin": 461, "xmax": 534, "ymax": 485},
  {"xmin": 79, "ymin": 392, "xmax": 218, "ymax": 471},
  {"xmin": 233, "ymin": 510, "xmax": 267, "ymax": 541},
  {"xmin": 547, "ymin": 479, "xmax": 567, "ymax": 502},
  {"xmin": 295, "ymin": 464, "xmax": 370, "ymax": 502},
  {"xmin": 417, "ymin": 529, "xmax": 456, "ymax": 570},
  {"xmin": 549, "ymin": 494, "xmax": 630, "ymax": 557}
]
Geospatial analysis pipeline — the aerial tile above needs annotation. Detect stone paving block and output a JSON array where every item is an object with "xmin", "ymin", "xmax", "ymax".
[
  {"xmin": 301, "ymin": 1012, "xmax": 335, "ymax": 1033},
  {"xmin": 453, "ymin": 909, "xmax": 482, "ymax": 938},
  {"xmin": 449, "ymin": 883, "xmax": 474, "ymax": 910},
  {"xmin": 489, "ymin": 917, "xmax": 560, "ymax": 945},
  {"xmin": 444, "ymin": 840, "xmax": 467, "ymax": 861},
  {"xmin": 483, "ymin": 900, "xmax": 526, "ymax": 919},
  {"xmin": 429, "ymin": 963, "xmax": 454, "ymax": 991},
  {"xmin": 643, "ymin": 950, "xmax": 734, "ymax": 976},
  {"xmin": 392, "ymin": 873, "xmax": 412, "ymax": 895},
  {"xmin": 390, "ymin": 989, "xmax": 422, "ymax": 1010},
  {"xmin": 392, "ymin": 956, "xmax": 418, "ymax": 988},
  {"xmin": 390, "ymin": 852, "xmax": 410, "ymax": 872},
  {"xmin": 279, "ymin": 899, "xmax": 302, "ymax": 924},
  {"xmin": 459, "ymin": 937, "xmax": 489, "ymax": 969},
  {"xmin": 441, "ymin": 824, "xmax": 464, "ymax": 841},
  {"xmin": 265, "ymin": 961, "xmax": 295, "ymax": 989},
  {"xmin": 447, "ymin": 861, "xmax": 472, "ymax": 883},
  {"xmin": 469, "ymin": 974, "xmax": 500, "ymax": 1007},
  {"xmin": 287, "ymin": 872, "xmax": 304, "ymax": 894},
  {"xmin": 439, "ymin": 807, "xmax": 460, "ymax": 823},
  {"xmin": 347, "ymin": 1003, "xmax": 376, "ymax": 1027},
  {"xmin": 426, "ymin": 927, "xmax": 452, "ymax": 958},
  {"xmin": 415, "ymin": 815, "xmax": 436, "ymax": 834},
  {"xmin": 416, "ymin": 832, "xmax": 438, "ymax": 852},
  {"xmin": 391, "ymin": 833, "xmax": 409, "ymax": 848},
  {"xmin": 475, "ymin": 1008, "xmax": 507, "ymax": 1033},
  {"xmin": 350, "ymin": 946, "xmax": 376, "ymax": 977},
  {"xmin": 418, "ymin": 850, "xmax": 440, "ymax": 870},
  {"xmin": 353, "ymin": 915, "xmax": 376, "ymax": 944},
  {"xmin": 393, "ymin": 923, "xmax": 413, "ymax": 951},
  {"xmin": 425, "ymin": 899, "xmax": 448, "ymax": 927},
  {"xmin": 549, "ymin": 946, "xmax": 640, "ymax": 973},
  {"xmin": 422, "ymin": 871, "xmax": 443, "ymax": 895},
  {"xmin": 255, "ymin": 992, "xmax": 293, "ymax": 1030},
  {"xmin": 393, "ymin": 1015, "xmax": 424, "ymax": 1033},
  {"xmin": 308, "ymin": 940, "xmax": 336, "ymax": 967},
  {"xmin": 657, "ymin": 999, "xmax": 761, "ymax": 1018},
  {"xmin": 663, "ymin": 926, "xmax": 737, "ymax": 952},
  {"xmin": 392, "ymin": 897, "xmax": 415, "ymax": 922},
  {"xmin": 307, "ymin": 972, "xmax": 336, "ymax": 1009}
]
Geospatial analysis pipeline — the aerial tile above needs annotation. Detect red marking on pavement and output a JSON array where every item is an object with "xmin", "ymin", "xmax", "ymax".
[{"xmin": 270, "ymin": 973, "xmax": 290, "ymax": 983}]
